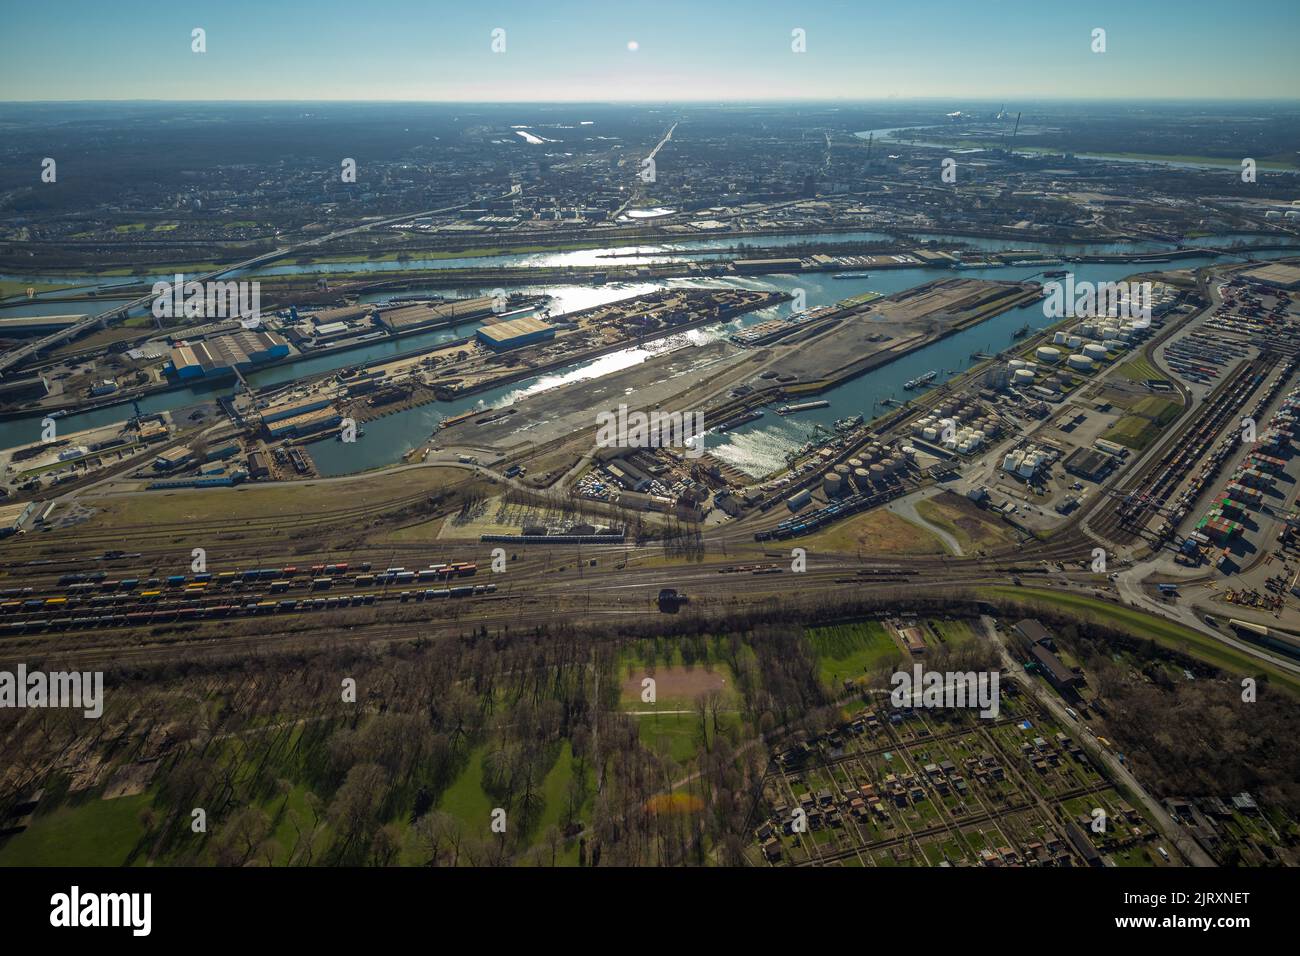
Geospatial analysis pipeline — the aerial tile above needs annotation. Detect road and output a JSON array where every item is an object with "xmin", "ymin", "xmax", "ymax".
[{"xmin": 980, "ymin": 615, "xmax": 1216, "ymax": 867}]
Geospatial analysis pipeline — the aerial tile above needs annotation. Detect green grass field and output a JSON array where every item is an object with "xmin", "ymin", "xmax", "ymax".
[
  {"xmin": 0, "ymin": 792, "xmax": 152, "ymax": 866},
  {"xmin": 1116, "ymin": 356, "xmax": 1163, "ymax": 383},
  {"xmin": 929, "ymin": 618, "xmax": 976, "ymax": 646},
  {"xmin": 1102, "ymin": 396, "xmax": 1183, "ymax": 451},
  {"xmin": 807, "ymin": 620, "xmax": 902, "ymax": 690},
  {"xmin": 437, "ymin": 746, "xmax": 495, "ymax": 831},
  {"xmin": 635, "ymin": 710, "xmax": 740, "ymax": 764}
]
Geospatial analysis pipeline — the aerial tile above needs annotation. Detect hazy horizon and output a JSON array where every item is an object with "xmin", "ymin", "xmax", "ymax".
[{"xmin": 2, "ymin": 0, "xmax": 1297, "ymax": 102}]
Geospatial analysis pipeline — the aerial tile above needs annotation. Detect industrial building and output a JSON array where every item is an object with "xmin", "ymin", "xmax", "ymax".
[
  {"xmin": 0, "ymin": 375, "xmax": 50, "ymax": 401},
  {"xmin": 169, "ymin": 330, "xmax": 290, "ymax": 380},
  {"xmin": 153, "ymin": 446, "xmax": 193, "ymax": 471},
  {"xmin": 0, "ymin": 501, "xmax": 34, "ymax": 537},
  {"xmin": 378, "ymin": 295, "xmax": 498, "ymax": 332},
  {"xmin": 264, "ymin": 407, "xmax": 341, "ymax": 438},
  {"xmin": 732, "ymin": 257, "xmax": 803, "ymax": 274},
  {"xmin": 259, "ymin": 396, "xmax": 333, "ymax": 425},
  {"xmin": 1063, "ymin": 447, "xmax": 1116, "ymax": 482},
  {"xmin": 1241, "ymin": 262, "xmax": 1300, "ymax": 291},
  {"xmin": 476, "ymin": 315, "xmax": 556, "ymax": 351},
  {"xmin": 311, "ymin": 304, "xmax": 374, "ymax": 325}
]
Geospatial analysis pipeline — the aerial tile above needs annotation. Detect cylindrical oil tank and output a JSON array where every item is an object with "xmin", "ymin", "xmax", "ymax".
[{"xmin": 1036, "ymin": 346, "xmax": 1062, "ymax": 363}]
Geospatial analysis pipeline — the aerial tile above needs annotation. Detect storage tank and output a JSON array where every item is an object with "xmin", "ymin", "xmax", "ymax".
[
  {"xmin": 834, "ymin": 463, "xmax": 851, "ymax": 477},
  {"xmin": 1036, "ymin": 346, "xmax": 1062, "ymax": 363},
  {"xmin": 1053, "ymin": 331, "xmax": 1068, "ymax": 345},
  {"xmin": 853, "ymin": 467, "xmax": 871, "ymax": 485},
  {"xmin": 901, "ymin": 446, "xmax": 917, "ymax": 459},
  {"xmin": 1083, "ymin": 343, "xmax": 1108, "ymax": 360},
  {"xmin": 823, "ymin": 472, "xmax": 843, "ymax": 497},
  {"xmin": 1066, "ymin": 335, "xmax": 1082, "ymax": 349},
  {"xmin": 847, "ymin": 458, "xmax": 863, "ymax": 469},
  {"xmin": 1103, "ymin": 338, "xmax": 1126, "ymax": 351},
  {"xmin": 1009, "ymin": 359, "xmax": 1027, "ymax": 370},
  {"xmin": 1067, "ymin": 353, "xmax": 1094, "ymax": 371},
  {"xmin": 1013, "ymin": 368, "xmax": 1036, "ymax": 385},
  {"xmin": 869, "ymin": 464, "xmax": 885, "ymax": 479}
]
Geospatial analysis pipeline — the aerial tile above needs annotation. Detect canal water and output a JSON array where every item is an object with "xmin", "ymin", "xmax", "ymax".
[{"xmin": 4, "ymin": 247, "xmax": 1299, "ymax": 479}]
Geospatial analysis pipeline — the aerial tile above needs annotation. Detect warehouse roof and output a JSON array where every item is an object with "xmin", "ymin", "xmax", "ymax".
[
  {"xmin": 171, "ymin": 330, "xmax": 288, "ymax": 374},
  {"xmin": 476, "ymin": 315, "xmax": 554, "ymax": 345},
  {"xmin": 379, "ymin": 296, "xmax": 498, "ymax": 330},
  {"xmin": 1243, "ymin": 262, "xmax": 1300, "ymax": 290}
]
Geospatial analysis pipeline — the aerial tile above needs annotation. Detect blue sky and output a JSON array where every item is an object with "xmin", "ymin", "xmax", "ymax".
[{"xmin": 2, "ymin": 0, "xmax": 1297, "ymax": 101}]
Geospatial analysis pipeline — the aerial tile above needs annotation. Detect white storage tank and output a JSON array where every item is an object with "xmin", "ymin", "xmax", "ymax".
[
  {"xmin": 1013, "ymin": 368, "xmax": 1036, "ymax": 384},
  {"xmin": 1036, "ymin": 346, "xmax": 1062, "ymax": 363},
  {"xmin": 1053, "ymin": 331, "xmax": 1068, "ymax": 345},
  {"xmin": 1009, "ymin": 359, "xmax": 1027, "ymax": 370},
  {"xmin": 901, "ymin": 445, "xmax": 917, "ymax": 459},
  {"xmin": 1067, "ymin": 353, "xmax": 1094, "ymax": 371},
  {"xmin": 1083, "ymin": 343, "xmax": 1108, "ymax": 360},
  {"xmin": 1066, "ymin": 335, "xmax": 1082, "ymax": 349}
]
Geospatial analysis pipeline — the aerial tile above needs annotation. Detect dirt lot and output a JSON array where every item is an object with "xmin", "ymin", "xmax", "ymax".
[
  {"xmin": 804, "ymin": 506, "xmax": 949, "ymax": 555},
  {"xmin": 915, "ymin": 491, "xmax": 1019, "ymax": 553},
  {"xmin": 620, "ymin": 665, "xmax": 730, "ymax": 707}
]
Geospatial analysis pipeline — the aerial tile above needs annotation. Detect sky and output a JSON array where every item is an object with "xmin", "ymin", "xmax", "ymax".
[{"xmin": 1, "ymin": 0, "xmax": 1297, "ymax": 102}]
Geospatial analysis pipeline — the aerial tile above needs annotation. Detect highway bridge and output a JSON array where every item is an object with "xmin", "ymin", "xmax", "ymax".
[{"xmin": 0, "ymin": 187, "xmax": 520, "ymax": 377}]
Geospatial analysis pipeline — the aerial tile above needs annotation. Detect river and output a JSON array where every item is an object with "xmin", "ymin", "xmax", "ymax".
[{"xmin": 3, "ymin": 245, "xmax": 1298, "ymax": 479}]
